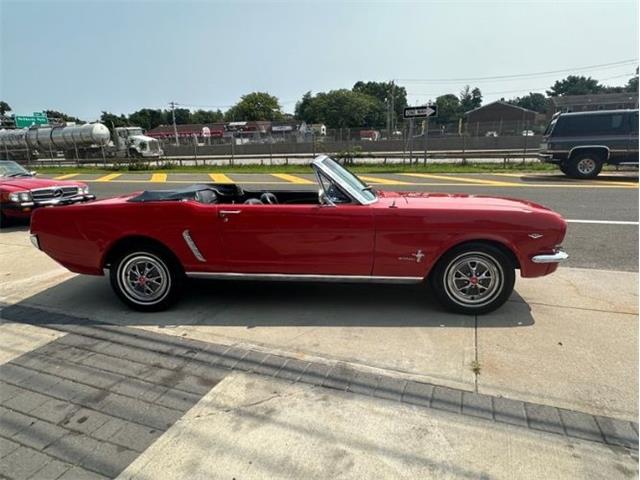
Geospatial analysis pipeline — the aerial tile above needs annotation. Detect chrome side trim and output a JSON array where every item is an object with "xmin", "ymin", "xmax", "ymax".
[
  {"xmin": 182, "ymin": 229, "xmax": 206, "ymax": 262},
  {"xmin": 568, "ymin": 145, "xmax": 610, "ymax": 161},
  {"xmin": 185, "ymin": 272, "xmax": 423, "ymax": 284},
  {"xmin": 531, "ymin": 249, "xmax": 569, "ymax": 264}
]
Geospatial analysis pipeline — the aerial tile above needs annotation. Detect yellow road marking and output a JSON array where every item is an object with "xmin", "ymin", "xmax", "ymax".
[
  {"xmin": 95, "ymin": 173, "xmax": 122, "ymax": 182},
  {"xmin": 271, "ymin": 173, "xmax": 314, "ymax": 184},
  {"xmin": 401, "ymin": 172, "xmax": 521, "ymax": 186},
  {"xmin": 150, "ymin": 173, "xmax": 167, "ymax": 182},
  {"xmin": 358, "ymin": 175, "xmax": 412, "ymax": 185},
  {"xmin": 54, "ymin": 173, "xmax": 79, "ymax": 180},
  {"xmin": 209, "ymin": 173, "xmax": 233, "ymax": 183}
]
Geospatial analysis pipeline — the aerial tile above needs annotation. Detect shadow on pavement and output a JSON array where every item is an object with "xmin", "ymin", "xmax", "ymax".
[
  {"xmin": 516, "ymin": 173, "xmax": 638, "ymax": 184},
  {"xmin": 6, "ymin": 274, "xmax": 534, "ymax": 328}
]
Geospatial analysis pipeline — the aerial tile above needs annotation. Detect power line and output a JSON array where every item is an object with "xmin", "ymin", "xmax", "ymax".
[
  {"xmin": 396, "ymin": 59, "xmax": 638, "ymax": 84},
  {"xmin": 405, "ymin": 72, "xmax": 638, "ymax": 97}
]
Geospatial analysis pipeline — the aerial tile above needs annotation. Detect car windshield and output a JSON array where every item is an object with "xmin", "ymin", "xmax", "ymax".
[
  {"xmin": 0, "ymin": 160, "xmax": 31, "ymax": 177},
  {"xmin": 315, "ymin": 156, "xmax": 377, "ymax": 204}
]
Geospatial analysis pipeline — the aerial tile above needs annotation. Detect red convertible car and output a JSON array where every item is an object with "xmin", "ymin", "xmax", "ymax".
[
  {"xmin": 1, "ymin": 160, "xmax": 94, "ymax": 224},
  {"xmin": 30, "ymin": 155, "xmax": 568, "ymax": 314}
]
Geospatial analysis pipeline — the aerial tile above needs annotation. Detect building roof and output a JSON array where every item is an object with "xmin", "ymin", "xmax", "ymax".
[
  {"xmin": 549, "ymin": 92, "xmax": 639, "ymax": 107},
  {"xmin": 463, "ymin": 100, "xmax": 538, "ymax": 116}
]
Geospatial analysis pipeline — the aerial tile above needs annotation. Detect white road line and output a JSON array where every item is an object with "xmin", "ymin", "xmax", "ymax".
[{"xmin": 567, "ymin": 219, "xmax": 639, "ymax": 225}]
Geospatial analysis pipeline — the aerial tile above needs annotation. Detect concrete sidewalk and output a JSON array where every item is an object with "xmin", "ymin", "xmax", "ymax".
[{"xmin": 120, "ymin": 372, "xmax": 637, "ymax": 480}]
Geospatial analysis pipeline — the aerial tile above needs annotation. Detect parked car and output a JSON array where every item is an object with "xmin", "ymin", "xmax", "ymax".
[
  {"xmin": 0, "ymin": 160, "xmax": 94, "ymax": 225},
  {"xmin": 485, "ymin": 131, "xmax": 499, "ymax": 137},
  {"xmin": 30, "ymin": 155, "xmax": 568, "ymax": 315},
  {"xmin": 539, "ymin": 109, "xmax": 639, "ymax": 178},
  {"xmin": 521, "ymin": 130, "xmax": 535, "ymax": 136}
]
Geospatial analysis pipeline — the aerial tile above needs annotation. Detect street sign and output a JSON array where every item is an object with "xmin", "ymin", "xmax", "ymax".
[
  {"xmin": 15, "ymin": 115, "xmax": 48, "ymax": 128},
  {"xmin": 403, "ymin": 105, "xmax": 437, "ymax": 119},
  {"xmin": 33, "ymin": 112, "xmax": 47, "ymax": 118}
]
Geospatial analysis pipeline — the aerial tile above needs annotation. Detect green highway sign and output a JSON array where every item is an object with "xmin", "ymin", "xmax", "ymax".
[
  {"xmin": 33, "ymin": 112, "xmax": 47, "ymax": 118},
  {"xmin": 15, "ymin": 115, "xmax": 48, "ymax": 128}
]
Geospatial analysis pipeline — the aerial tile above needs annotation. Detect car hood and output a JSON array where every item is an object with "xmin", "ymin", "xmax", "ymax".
[
  {"xmin": 377, "ymin": 190, "xmax": 554, "ymax": 213},
  {"xmin": 0, "ymin": 177, "xmax": 85, "ymax": 191}
]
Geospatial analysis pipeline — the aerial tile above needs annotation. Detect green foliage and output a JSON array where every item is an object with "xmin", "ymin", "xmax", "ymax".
[
  {"xmin": 45, "ymin": 110, "xmax": 82, "ymax": 123},
  {"xmin": 434, "ymin": 94, "xmax": 462, "ymax": 124},
  {"xmin": 352, "ymin": 81, "xmax": 408, "ymax": 125},
  {"xmin": 546, "ymin": 75, "xmax": 603, "ymax": 96},
  {"xmin": 627, "ymin": 75, "xmax": 639, "ymax": 93},
  {"xmin": 128, "ymin": 108, "xmax": 167, "ymax": 130},
  {"xmin": 225, "ymin": 92, "xmax": 283, "ymax": 121},
  {"xmin": 191, "ymin": 109, "xmax": 224, "ymax": 124},
  {"xmin": 100, "ymin": 112, "xmax": 129, "ymax": 134},
  {"xmin": 0, "ymin": 101, "xmax": 11, "ymax": 115},
  {"xmin": 295, "ymin": 89, "xmax": 385, "ymax": 128},
  {"xmin": 508, "ymin": 92, "xmax": 548, "ymax": 113},
  {"xmin": 459, "ymin": 85, "xmax": 482, "ymax": 112}
]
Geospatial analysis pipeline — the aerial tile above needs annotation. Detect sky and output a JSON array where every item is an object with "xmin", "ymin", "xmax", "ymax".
[{"xmin": 1, "ymin": 0, "xmax": 638, "ymax": 121}]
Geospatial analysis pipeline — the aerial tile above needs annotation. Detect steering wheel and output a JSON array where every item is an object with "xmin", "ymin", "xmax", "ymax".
[{"xmin": 261, "ymin": 192, "xmax": 278, "ymax": 204}]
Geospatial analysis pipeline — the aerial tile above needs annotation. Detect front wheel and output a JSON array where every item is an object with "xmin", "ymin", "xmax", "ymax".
[
  {"xmin": 430, "ymin": 243, "xmax": 515, "ymax": 315},
  {"xmin": 110, "ymin": 248, "xmax": 182, "ymax": 311}
]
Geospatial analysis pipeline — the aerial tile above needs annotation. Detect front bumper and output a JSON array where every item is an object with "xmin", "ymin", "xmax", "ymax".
[
  {"xmin": 2, "ymin": 194, "xmax": 96, "ymax": 217},
  {"xmin": 538, "ymin": 152, "xmax": 560, "ymax": 164},
  {"xmin": 532, "ymin": 248, "xmax": 569, "ymax": 264}
]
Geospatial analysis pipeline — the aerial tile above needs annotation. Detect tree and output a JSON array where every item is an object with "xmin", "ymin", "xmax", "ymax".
[
  {"xmin": 508, "ymin": 92, "xmax": 548, "ymax": 113},
  {"xmin": 459, "ymin": 85, "xmax": 482, "ymax": 112},
  {"xmin": 173, "ymin": 108, "xmax": 192, "ymax": 125},
  {"xmin": 434, "ymin": 94, "xmax": 462, "ymax": 124},
  {"xmin": 627, "ymin": 74, "xmax": 639, "ymax": 93},
  {"xmin": 352, "ymin": 81, "xmax": 408, "ymax": 124},
  {"xmin": 0, "ymin": 101, "xmax": 11, "ymax": 115},
  {"xmin": 100, "ymin": 112, "xmax": 129, "ymax": 134},
  {"xmin": 225, "ymin": 92, "xmax": 283, "ymax": 121},
  {"xmin": 45, "ymin": 110, "xmax": 82, "ymax": 123},
  {"xmin": 546, "ymin": 75, "xmax": 603, "ymax": 96},
  {"xmin": 128, "ymin": 109, "xmax": 166, "ymax": 130},
  {"xmin": 191, "ymin": 109, "xmax": 224, "ymax": 124},
  {"xmin": 295, "ymin": 89, "xmax": 385, "ymax": 128}
]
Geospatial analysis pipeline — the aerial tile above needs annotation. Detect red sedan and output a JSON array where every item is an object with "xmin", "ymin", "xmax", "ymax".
[
  {"xmin": 30, "ymin": 155, "xmax": 568, "ymax": 314},
  {"xmin": 0, "ymin": 160, "xmax": 94, "ymax": 224}
]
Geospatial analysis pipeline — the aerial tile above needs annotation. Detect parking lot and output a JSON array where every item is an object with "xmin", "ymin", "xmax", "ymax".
[{"xmin": 1, "ymin": 171, "xmax": 638, "ymax": 478}]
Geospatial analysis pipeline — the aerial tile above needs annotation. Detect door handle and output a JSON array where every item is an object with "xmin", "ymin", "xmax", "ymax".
[{"xmin": 219, "ymin": 210, "xmax": 241, "ymax": 222}]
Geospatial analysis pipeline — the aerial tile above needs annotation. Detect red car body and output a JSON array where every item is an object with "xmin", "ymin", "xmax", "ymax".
[
  {"xmin": 0, "ymin": 161, "xmax": 94, "ymax": 222},
  {"xmin": 31, "ymin": 189, "xmax": 565, "ymax": 278},
  {"xmin": 30, "ymin": 156, "xmax": 568, "ymax": 313}
]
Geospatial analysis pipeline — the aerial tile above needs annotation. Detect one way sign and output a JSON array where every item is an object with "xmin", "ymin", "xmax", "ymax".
[{"xmin": 403, "ymin": 105, "xmax": 437, "ymax": 119}]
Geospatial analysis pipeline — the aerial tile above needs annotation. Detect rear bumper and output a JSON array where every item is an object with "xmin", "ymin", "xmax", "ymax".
[
  {"xmin": 532, "ymin": 248, "xmax": 569, "ymax": 264},
  {"xmin": 538, "ymin": 152, "xmax": 560, "ymax": 164}
]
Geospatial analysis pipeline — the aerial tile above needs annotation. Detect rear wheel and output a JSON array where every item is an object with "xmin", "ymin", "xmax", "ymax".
[
  {"xmin": 430, "ymin": 243, "xmax": 515, "ymax": 315},
  {"xmin": 109, "ymin": 247, "xmax": 182, "ymax": 311},
  {"xmin": 566, "ymin": 152, "xmax": 603, "ymax": 179}
]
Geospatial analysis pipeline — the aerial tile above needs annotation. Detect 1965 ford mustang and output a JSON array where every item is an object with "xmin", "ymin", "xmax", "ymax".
[{"xmin": 30, "ymin": 155, "xmax": 568, "ymax": 314}]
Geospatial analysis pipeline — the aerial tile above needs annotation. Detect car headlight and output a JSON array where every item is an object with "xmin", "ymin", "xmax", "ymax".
[
  {"xmin": 9, "ymin": 191, "xmax": 30, "ymax": 202},
  {"xmin": 81, "ymin": 185, "xmax": 90, "ymax": 195}
]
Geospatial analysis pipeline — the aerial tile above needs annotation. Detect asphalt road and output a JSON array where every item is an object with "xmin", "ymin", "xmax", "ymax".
[{"xmin": 45, "ymin": 171, "xmax": 640, "ymax": 272}]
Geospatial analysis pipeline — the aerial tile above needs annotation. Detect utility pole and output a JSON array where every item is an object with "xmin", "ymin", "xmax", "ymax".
[
  {"xmin": 390, "ymin": 81, "xmax": 396, "ymax": 134},
  {"xmin": 170, "ymin": 101, "xmax": 180, "ymax": 146}
]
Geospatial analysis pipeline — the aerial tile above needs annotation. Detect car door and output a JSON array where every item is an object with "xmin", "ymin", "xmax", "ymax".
[{"xmin": 218, "ymin": 202, "xmax": 375, "ymax": 275}]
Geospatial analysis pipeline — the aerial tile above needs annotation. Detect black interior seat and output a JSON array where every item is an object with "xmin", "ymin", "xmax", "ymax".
[{"xmin": 195, "ymin": 189, "xmax": 218, "ymax": 204}]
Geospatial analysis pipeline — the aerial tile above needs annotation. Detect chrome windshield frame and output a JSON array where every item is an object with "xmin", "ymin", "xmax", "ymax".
[{"xmin": 311, "ymin": 155, "xmax": 378, "ymax": 206}]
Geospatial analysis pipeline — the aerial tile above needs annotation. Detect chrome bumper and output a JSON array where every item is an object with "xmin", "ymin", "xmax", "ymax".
[
  {"xmin": 532, "ymin": 249, "xmax": 569, "ymax": 264},
  {"xmin": 14, "ymin": 194, "xmax": 96, "ymax": 208}
]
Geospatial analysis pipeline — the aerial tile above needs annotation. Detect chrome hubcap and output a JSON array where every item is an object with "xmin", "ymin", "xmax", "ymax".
[
  {"xmin": 445, "ymin": 253, "xmax": 503, "ymax": 306},
  {"xmin": 577, "ymin": 157, "xmax": 596, "ymax": 175},
  {"xmin": 119, "ymin": 254, "xmax": 169, "ymax": 304}
]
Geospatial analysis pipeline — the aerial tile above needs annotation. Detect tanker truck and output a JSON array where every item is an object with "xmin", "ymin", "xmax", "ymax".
[{"xmin": 0, "ymin": 123, "xmax": 162, "ymax": 160}]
